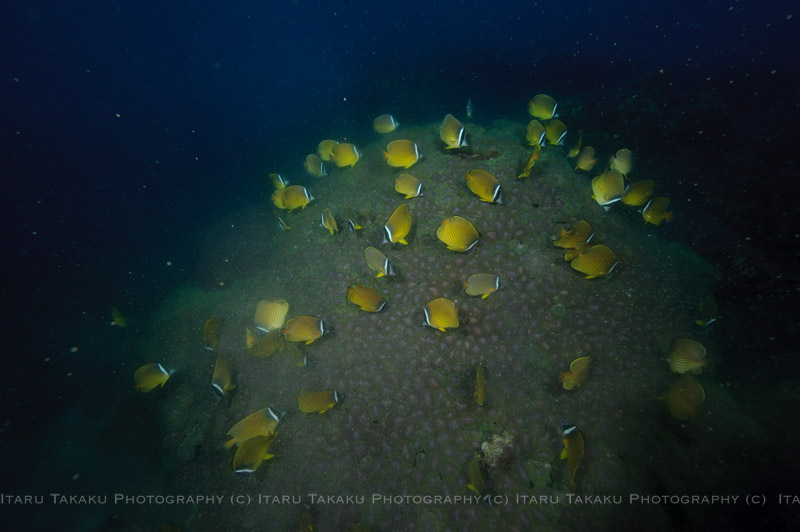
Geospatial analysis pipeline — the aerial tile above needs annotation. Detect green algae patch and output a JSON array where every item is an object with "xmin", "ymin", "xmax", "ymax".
[
  {"xmin": 525, "ymin": 458, "xmax": 553, "ymax": 488},
  {"xmin": 475, "ymin": 421, "xmax": 499, "ymax": 441},
  {"xmin": 531, "ymin": 446, "xmax": 556, "ymax": 463},
  {"xmin": 554, "ymin": 173, "xmax": 573, "ymax": 188},
  {"xmin": 491, "ymin": 241, "xmax": 509, "ymax": 255},
  {"xmin": 434, "ymin": 193, "xmax": 459, "ymax": 211},
  {"xmin": 549, "ymin": 294, "xmax": 568, "ymax": 317},
  {"xmin": 561, "ymin": 201, "xmax": 581, "ymax": 217},
  {"xmin": 508, "ymin": 239, "xmax": 528, "ymax": 255},
  {"xmin": 528, "ymin": 350, "xmax": 552, "ymax": 372},
  {"xmin": 330, "ymin": 302, "xmax": 354, "ymax": 320}
]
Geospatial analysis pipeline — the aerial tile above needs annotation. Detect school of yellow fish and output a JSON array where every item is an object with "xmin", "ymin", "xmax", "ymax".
[{"xmin": 130, "ymin": 92, "xmax": 705, "ymax": 500}]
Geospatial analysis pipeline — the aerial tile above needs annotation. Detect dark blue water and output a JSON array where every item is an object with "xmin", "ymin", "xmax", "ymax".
[{"xmin": 2, "ymin": 1, "xmax": 798, "ymax": 529}]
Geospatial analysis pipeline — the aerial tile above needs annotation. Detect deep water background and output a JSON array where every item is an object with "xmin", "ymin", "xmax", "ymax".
[{"xmin": 2, "ymin": 0, "xmax": 798, "ymax": 530}]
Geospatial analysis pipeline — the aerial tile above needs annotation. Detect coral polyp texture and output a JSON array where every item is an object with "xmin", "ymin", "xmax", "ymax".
[{"xmin": 144, "ymin": 118, "xmax": 731, "ymax": 531}]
